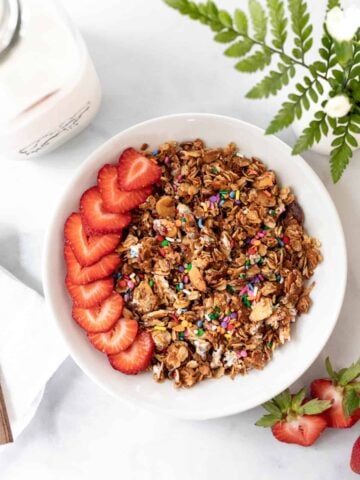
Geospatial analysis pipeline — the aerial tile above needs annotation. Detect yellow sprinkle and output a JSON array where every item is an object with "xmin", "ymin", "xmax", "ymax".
[
  {"xmin": 181, "ymin": 320, "xmax": 189, "ymax": 327},
  {"xmin": 254, "ymin": 240, "xmax": 261, "ymax": 246},
  {"xmin": 201, "ymin": 202, "xmax": 208, "ymax": 212},
  {"xmin": 153, "ymin": 325, "xmax": 166, "ymax": 331},
  {"xmin": 175, "ymin": 219, "xmax": 182, "ymax": 227},
  {"xmin": 173, "ymin": 325, "xmax": 185, "ymax": 332},
  {"xmin": 224, "ymin": 333, "xmax": 232, "ymax": 341},
  {"xmin": 235, "ymin": 190, "xmax": 240, "ymax": 200}
]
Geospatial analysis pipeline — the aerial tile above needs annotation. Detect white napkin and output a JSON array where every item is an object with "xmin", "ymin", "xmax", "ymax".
[{"xmin": 0, "ymin": 266, "xmax": 68, "ymax": 440}]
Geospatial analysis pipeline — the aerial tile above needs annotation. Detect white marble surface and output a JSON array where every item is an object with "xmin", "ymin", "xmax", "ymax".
[{"xmin": 0, "ymin": 0, "xmax": 359, "ymax": 478}]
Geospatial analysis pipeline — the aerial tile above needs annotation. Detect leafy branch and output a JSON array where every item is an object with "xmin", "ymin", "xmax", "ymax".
[{"xmin": 164, "ymin": 0, "xmax": 360, "ymax": 182}]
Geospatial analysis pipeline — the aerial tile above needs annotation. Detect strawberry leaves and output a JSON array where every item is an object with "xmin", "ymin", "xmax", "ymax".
[{"xmin": 256, "ymin": 388, "xmax": 331, "ymax": 428}]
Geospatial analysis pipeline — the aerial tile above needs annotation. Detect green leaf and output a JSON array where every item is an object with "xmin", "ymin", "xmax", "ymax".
[
  {"xmin": 262, "ymin": 401, "xmax": 283, "ymax": 416},
  {"xmin": 325, "ymin": 356, "xmax": 339, "ymax": 382},
  {"xmin": 255, "ymin": 414, "xmax": 280, "ymax": 427},
  {"xmin": 300, "ymin": 398, "xmax": 332, "ymax": 415},
  {"xmin": 343, "ymin": 389, "xmax": 360, "ymax": 417},
  {"xmin": 292, "ymin": 112, "xmax": 328, "ymax": 155},
  {"xmin": 348, "ymin": 383, "xmax": 360, "ymax": 392},
  {"xmin": 291, "ymin": 388, "xmax": 306, "ymax": 412},
  {"xmin": 339, "ymin": 358, "xmax": 360, "ymax": 386},
  {"xmin": 330, "ymin": 142, "xmax": 352, "ymax": 183},
  {"xmin": 327, "ymin": 0, "xmax": 340, "ymax": 9},
  {"xmin": 163, "ymin": 0, "xmax": 188, "ymax": 9},
  {"xmin": 246, "ymin": 63, "xmax": 295, "ymax": 99},
  {"xmin": 214, "ymin": 30, "xmax": 238, "ymax": 43},
  {"xmin": 273, "ymin": 389, "xmax": 291, "ymax": 413},
  {"xmin": 206, "ymin": 0, "xmax": 218, "ymax": 20},
  {"xmin": 235, "ymin": 49, "xmax": 272, "ymax": 72},
  {"xmin": 218, "ymin": 10, "xmax": 233, "ymax": 28},
  {"xmin": 249, "ymin": 0, "xmax": 267, "ymax": 42},
  {"xmin": 288, "ymin": 0, "xmax": 313, "ymax": 60},
  {"xmin": 234, "ymin": 9, "xmax": 248, "ymax": 35},
  {"xmin": 266, "ymin": 101, "xmax": 296, "ymax": 134},
  {"xmin": 267, "ymin": 0, "xmax": 287, "ymax": 49},
  {"xmin": 224, "ymin": 39, "xmax": 253, "ymax": 57}
]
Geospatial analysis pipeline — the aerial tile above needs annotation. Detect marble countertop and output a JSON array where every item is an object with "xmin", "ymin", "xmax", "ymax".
[{"xmin": 0, "ymin": 0, "xmax": 359, "ymax": 478}]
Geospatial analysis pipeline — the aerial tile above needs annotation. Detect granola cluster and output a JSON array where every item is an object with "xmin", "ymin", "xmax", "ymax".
[{"xmin": 115, "ymin": 140, "xmax": 322, "ymax": 388}]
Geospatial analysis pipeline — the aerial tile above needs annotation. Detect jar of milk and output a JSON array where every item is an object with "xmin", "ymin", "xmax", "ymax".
[{"xmin": 0, "ymin": 0, "xmax": 102, "ymax": 159}]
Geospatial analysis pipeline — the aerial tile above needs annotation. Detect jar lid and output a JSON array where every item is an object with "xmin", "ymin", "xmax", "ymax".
[{"xmin": 0, "ymin": 0, "xmax": 21, "ymax": 57}]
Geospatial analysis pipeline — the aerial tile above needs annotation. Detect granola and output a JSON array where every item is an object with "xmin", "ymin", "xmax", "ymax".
[{"xmin": 115, "ymin": 140, "xmax": 322, "ymax": 388}]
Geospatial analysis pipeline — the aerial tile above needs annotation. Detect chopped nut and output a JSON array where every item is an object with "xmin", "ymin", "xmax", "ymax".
[
  {"xmin": 249, "ymin": 298, "xmax": 273, "ymax": 322},
  {"xmin": 156, "ymin": 196, "xmax": 176, "ymax": 218},
  {"xmin": 188, "ymin": 266, "xmax": 207, "ymax": 292}
]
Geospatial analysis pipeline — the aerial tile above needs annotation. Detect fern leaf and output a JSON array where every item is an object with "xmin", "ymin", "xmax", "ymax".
[
  {"xmin": 292, "ymin": 111, "xmax": 328, "ymax": 154},
  {"xmin": 330, "ymin": 115, "xmax": 358, "ymax": 182},
  {"xmin": 224, "ymin": 39, "xmax": 254, "ymax": 57},
  {"xmin": 288, "ymin": 0, "xmax": 313, "ymax": 60},
  {"xmin": 249, "ymin": 0, "xmax": 267, "ymax": 42},
  {"xmin": 235, "ymin": 49, "xmax": 272, "ymax": 73},
  {"xmin": 246, "ymin": 63, "xmax": 295, "ymax": 98},
  {"xmin": 234, "ymin": 9, "xmax": 248, "ymax": 35},
  {"xmin": 267, "ymin": 0, "xmax": 287, "ymax": 49}
]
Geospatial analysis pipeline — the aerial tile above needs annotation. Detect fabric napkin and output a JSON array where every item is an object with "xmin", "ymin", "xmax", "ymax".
[{"xmin": 0, "ymin": 266, "xmax": 68, "ymax": 440}]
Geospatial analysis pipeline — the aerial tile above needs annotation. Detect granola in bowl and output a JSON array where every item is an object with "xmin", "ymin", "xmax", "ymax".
[{"xmin": 114, "ymin": 139, "xmax": 322, "ymax": 388}]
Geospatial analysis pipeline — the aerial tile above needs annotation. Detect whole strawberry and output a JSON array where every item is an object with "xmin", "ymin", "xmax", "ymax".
[
  {"xmin": 351, "ymin": 436, "xmax": 360, "ymax": 475},
  {"xmin": 256, "ymin": 388, "xmax": 331, "ymax": 446},
  {"xmin": 311, "ymin": 357, "xmax": 360, "ymax": 428}
]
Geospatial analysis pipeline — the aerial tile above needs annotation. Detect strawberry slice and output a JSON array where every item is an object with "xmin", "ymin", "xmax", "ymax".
[
  {"xmin": 64, "ymin": 244, "xmax": 120, "ymax": 285},
  {"xmin": 310, "ymin": 357, "xmax": 360, "ymax": 428},
  {"xmin": 66, "ymin": 276, "xmax": 113, "ymax": 308},
  {"xmin": 98, "ymin": 164, "xmax": 152, "ymax": 213},
  {"xmin": 88, "ymin": 317, "xmax": 138, "ymax": 354},
  {"xmin": 117, "ymin": 148, "xmax": 161, "ymax": 191},
  {"xmin": 80, "ymin": 187, "xmax": 131, "ymax": 235},
  {"xmin": 64, "ymin": 213, "xmax": 120, "ymax": 266},
  {"xmin": 351, "ymin": 436, "xmax": 360, "ymax": 474},
  {"xmin": 256, "ymin": 388, "xmax": 331, "ymax": 447},
  {"xmin": 72, "ymin": 292, "xmax": 124, "ymax": 333},
  {"xmin": 271, "ymin": 415, "xmax": 327, "ymax": 447},
  {"xmin": 108, "ymin": 330, "xmax": 154, "ymax": 374}
]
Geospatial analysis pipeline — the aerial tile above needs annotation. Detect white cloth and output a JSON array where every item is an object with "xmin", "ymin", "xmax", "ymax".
[{"xmin": 0, "ymin": 266, "xmax": 67, "ymax": 440}]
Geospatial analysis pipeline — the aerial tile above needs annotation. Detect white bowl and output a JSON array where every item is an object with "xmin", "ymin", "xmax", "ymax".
[{"xmin": 43, "ymin": 113, "xmax": 347, "ymax": 420}]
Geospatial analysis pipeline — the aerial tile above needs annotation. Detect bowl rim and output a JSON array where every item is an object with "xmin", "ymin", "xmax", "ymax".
[{"xmin": 42, "ymin": 112, "xmax": 347, "ymax": 419}]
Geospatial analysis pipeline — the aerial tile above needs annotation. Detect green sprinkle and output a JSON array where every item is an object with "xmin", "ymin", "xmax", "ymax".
[
  {"xmin": 209, "ymin": 313, "xmax": 219, "ymax": 320},
  {"xmin": 266, "ymin": 341, "xmax": 273, "ymax": 347},
  {"xmin": 263, "ymin": 225, "xmax": 270, "ymax": 230},
  {"xmin": 186, "ymin": 263, "xmax": 192, "ymax": 271},
  {"xmin": 245, "ymin": 260, "xmax": 251, "ymax": 267},
  {"xmin": 182, "ymin": 217, "xmax": 186, "ymax": 223},
  {"xmin": 197, "ymin": 329, "xmax": 204, "ymax": 336},
  {"xmin": 213, "ymin": 306, "xmax": 220, "ymax": 313},
  {"xmin": 160, "ymin": 240, "xmax": 169, "ymax": 247},
  {"xmin": 211, "ymin": 167, "xmax": 218, "ymax": 173},
  {"xmin": 179, "ymin": 332, "xmax": 184, "ymax": 339},
  {"xmin": 175, "ymin": 284, "xmax": 181, "ymax": 291},
  {"xmin": 241, "ymin": 294, "xmax": 251, "ymax": 308},
  {"xmin": 226, "ymin": 285, "xmax": 235, "ymax": 293},
  {"xmin": 240, "ymin": 273, "xmax": 247, "ymax": 280},
  {"xmin": 257, "ymin": 257, "xmax": 264, "ymax": 266},
  {"xmin": 219, "ymin": 190, "xmax": 229, "ymax": 194},
  {"xmin": 148, "ymin": 279, "xmax": 154, "ymax": 287}
]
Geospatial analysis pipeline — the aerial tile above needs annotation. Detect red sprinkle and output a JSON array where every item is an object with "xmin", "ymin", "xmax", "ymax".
[
  {"xmin": 283, "ymin": 236, "xmax": 290, "ymax": 244},
  {"xmin": 138, "ymin": 273, "xmax": 144, "ymax": 279},
  {"xmin": 227, "ymin": 324, "xmax": 235, "ymax": 331},
  {"xmin": 248, "ymin": 247, "xmax": 257, "ymax": 256},
  {"xmin": 119, "ymin": 279, "xmax": 127, "ymax": 288},
  {"xmin": 156, "ymin": 235, "xmax": 164, "ymax": 242},
  {"xmin": 159, "ymin": 247, "xmax": 167, "ymax": 256},
  {"xmin": 230, "ymin": 240, "xmax": 235, "ymax": 248}
]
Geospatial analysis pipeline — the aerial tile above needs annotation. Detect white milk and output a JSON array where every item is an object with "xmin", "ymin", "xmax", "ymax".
[{"xmin": 0, "ymin": 0, "xmax": 102, "ymax": 158}]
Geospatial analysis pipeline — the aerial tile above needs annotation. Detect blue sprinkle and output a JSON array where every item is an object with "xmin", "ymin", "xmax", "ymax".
[
  {"xmin": 230, "ymin": 191, "xmax": 236, "ymax": 199},
  {"xmin": 179, "ymin": 282, "xmax": 184, "ymax": 290},
  {"xmin": 276, "ymin": 274, "xmax": 281, "ymax": 282},
  {"xmin": 277, "ymin": 238, "xmax": 284, "ymax": 247},
  {"xmin": 113, "ymin": 272, "xmax": 122, "ymax": 280},
  {"xmin": 152, "ymin": 149, "xmax": 159, "ymax": 156},
  {"xmin": 219, "ymin": 200, "xmax": 225, "ymax": 207},
  {"xmin": 197, "ymin": 320, "xmax": 203, "ymax": 328},
  {"xmin": 197, "ymin": 218, "xmax": 204, "ymax": 229}
]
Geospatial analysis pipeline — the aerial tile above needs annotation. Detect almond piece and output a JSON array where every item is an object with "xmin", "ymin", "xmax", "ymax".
[
  {"xmin": 156, "ymin": 196, "xmax": 176, "ymax": 218},
  {"xmin": 188, "ymin": 266, "xmax": 207, "ymax": 292}
]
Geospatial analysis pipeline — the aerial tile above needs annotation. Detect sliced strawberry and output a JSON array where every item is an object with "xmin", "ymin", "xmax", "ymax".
[
  {"xmin": 351, "ymin": 436, "xmax": 360, "ymax": 474},
  {"xmin": 88, "ymin": 317, "xmax": 138, "ymax": 354},
  {"xmin": 64, "ymin": 213, "xmax": 120, "ymax": 266},
  {"xmin": 256, "ymin": 388, "xmax": 331, "ymax": 447},
  {"xmin": 98, "ymin": 164, "xmax": 152, "ymax": 213},
  {"xmin": 72, "ymin": 293, "xmax": 124, "ymax": 333},
  {"xmin": 80, "ymin": 187, "xmax": 131, "ymax": 235},
  {"xmin": 310, "ymin": 357, "xmax": 360, "ymax": 428},
  {"xmin": 271, "ymin": 415, "xmax": 327, "ymax": 447},
  {"xmin": 117, "ymin": 148, "xmax": 161, "ymax": 191},
  {"xmin": 66, "ymin": 276, "xmax": 113, "ymax": 308},
  {"xmin": 311, "ymin": 379, "xmax": 358, "ymax": 428},
  {"xmin": 64, "ymin": 244, "xmax": 120, "ymax": 285},
  {"xmin": 108, "ymin": 330, "xmax": 154, "ymax": 374}
]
